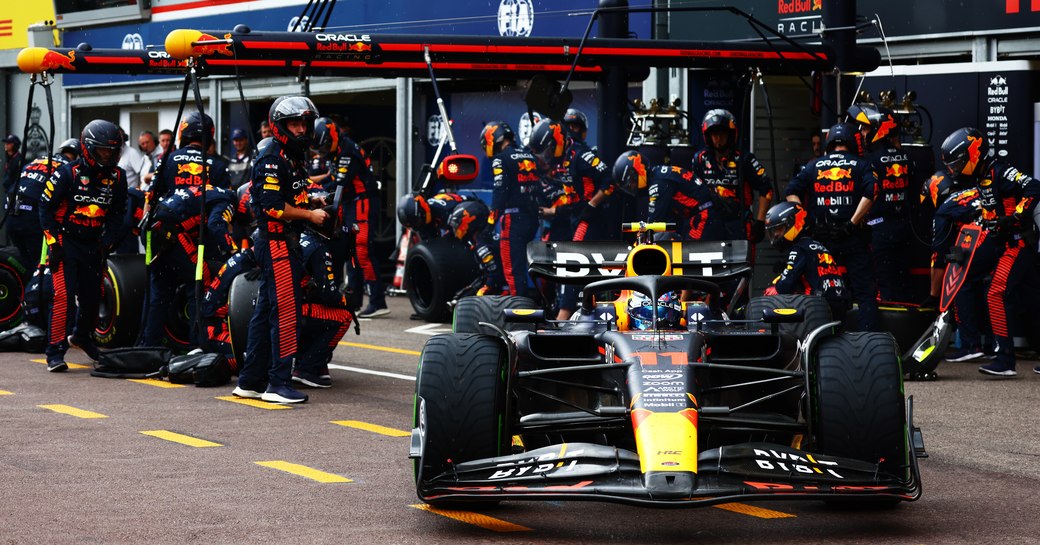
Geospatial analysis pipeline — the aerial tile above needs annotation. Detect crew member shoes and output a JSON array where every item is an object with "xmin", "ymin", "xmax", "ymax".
[
  {"xmin": 978, "ymin": 361, "xmax": 1017, "ymax": 377},
  {"xmin": 47, "ymin": 359, "xmax": 68, "ymax": 373},
  {"xmin": 946, "ymin": 346, "xmax": 984, "ymax": 363},
  {"xmin": 231, "ymin": 385, "xmax": 264, "ymax": 399},
  {"xmin": 292, "ymin": 369, "xmax": 332, "ymax": 389},
  {"xmin": 261, "ymin": 385, "xmax": 309, "ymax": 404},
  {"xmin": 358, "ymin": 304, "xmax": 390, "ymax": 318}
]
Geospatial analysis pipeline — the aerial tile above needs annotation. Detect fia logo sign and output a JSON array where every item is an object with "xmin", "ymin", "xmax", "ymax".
[
  {"xmin": 427, "ymin": 114, "xmax": 446, "ymax": 147},
  {"xmin": 498, "ymin": 0, "xmax": 534, "ymax": 37}
]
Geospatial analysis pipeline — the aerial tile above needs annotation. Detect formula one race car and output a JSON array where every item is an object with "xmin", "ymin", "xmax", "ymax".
[{"xmin": 410, "ymin": 223, "xmax": 925, "ymax": 508}]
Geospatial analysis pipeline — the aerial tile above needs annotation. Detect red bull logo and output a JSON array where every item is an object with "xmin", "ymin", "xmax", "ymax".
[
  {"xmin": 75, "ymin": 204, "xmax": 104, "ymax": 218},
  {"xmin": 519, "ymin": 159, "xmax": 537, "ymax": 172},
  {"xmin": 348, "ymin": 42, "xmax": 372, "ymax": 52},
  {"xmin": 885, "ymin": 164, "xmax": 907, "ymax": 177},
  {"xmin": 193, "ymin": 33, "xmax": 234, "ymax": 57},
  {"xmin": 817, "ymin": 167, "xmax": 851, "ymax": 181},
  {"xmin": 40, "ymin": 50, "xmax": 76, "ymax": 72},
  {"xmin": 178, "ymin": 162, "xmax": 205, "ymax": 176},
  {"xmin": 715, "ymin": 186, "xmax": 737, "ymax": 199}
]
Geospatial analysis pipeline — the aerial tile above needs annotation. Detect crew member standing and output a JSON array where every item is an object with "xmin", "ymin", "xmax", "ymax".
[
  {"xmin": 234, "ymin": 96, "xmax": 328, "ymax": 404},
  {"xmin": 691, "ymin": 109, "xmax": 773, "ymax": 243},
  {"xmin": 849, "ymin": 104, "xmax": 915, "ymax": 302},
  {"xmin": 619, "ymin": 151, "xmax": 725, "ymax": 241},
  {"xmin": 7, "ymin": 139, "xmax": 79, "ymax": 266},
  {"xmin": 482, "ymin": 120, "xmax": 540, "ymax": 297},
  {"xmin": 39, "ymin": 120, "xmax": 127, "ymax": 372},
  {"xmin": 939, "ymin": 127, "xmax": 1040, "ymax": 376},
  {"xmin": 312, "ymin": 117, "xmax": 389, "ymax": 317},
  {"xmin": 785, "ymin": 123, "xmax": 879, "ymax": 331}
]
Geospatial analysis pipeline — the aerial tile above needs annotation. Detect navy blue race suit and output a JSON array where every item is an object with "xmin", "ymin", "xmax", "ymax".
[
  {"xmin": 865, "ymin": 146, "xmax": 915, "ymax": 302},
  {"xmin": 139, "ymin": 184, "xmax": 237, "ymax": 347},
  {"xmin": 567, "ymin": 140, "xmax": 616, "ymax": 242},
  {"xmin": 327, "ymin": 135, "xmax": 386, "ymax": 310},
  {"xmin": 237, "ymin": 140, "xmax": 315, "ymax": 392},
  {"xmin": 968, "ymin": 160, "xmax": 1040, "ymax": 367},
  {"xmin": 768, "ymin": 236, "xmax": 851, "ymax": 319},
  {"xmin": 297, "ymin": 231, "xmax": 355, "ymax": 377},
  {"xmin": 690, "ymin": 147, "xmax": 772, "ymax": 241},
  {"xmin": 491, "ymin": 144, "xmax": 540, "ymax": 296},
  {"xmin": 416, "ymin": 193, "xmax": 503, "ymax": 288},
  {"xmin": 7, "ymin": 154, "xmax": 69, "ymax": 265},
  {"xmin": 201, "ymin": 246, "xmax": 257, "ymax": 372},
  {"xmin": 148, "ymin": 145, "xmax": 231, "ymax": 201},
  {"xmin": 786, "ymin": 151, "xmax": 879, "ymax": 330},
  {"xmin": 39, "ymin": 158, "xmax": 127, "ymax": 363},
  {"xmin": 647, "ymin": 164, "xmax": 726, "ymax": 241}
]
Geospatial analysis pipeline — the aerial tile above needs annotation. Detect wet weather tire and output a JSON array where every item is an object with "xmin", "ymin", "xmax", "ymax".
[
  {"xmin": 747, "ymin": 294, "xmax": 833, "ymax": 340},
  {"xmin": 452, "ymin": 295, "xmax": 538, "ymax": 334},
  {"xmin": 414, "ymin": 333, "xmax": 508, "ymax": 507},
  {"xmin": 813, "ymin": 332, "xmax": 908, "ymax": 500}
]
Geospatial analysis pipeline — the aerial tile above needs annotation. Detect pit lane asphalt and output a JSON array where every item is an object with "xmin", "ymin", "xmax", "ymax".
[{"xmin": 1, "ymin": 295, "xmax": 1038, "ymax": 545}]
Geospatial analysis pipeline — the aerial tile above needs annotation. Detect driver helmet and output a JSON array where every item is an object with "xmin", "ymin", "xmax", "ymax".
[{"xmin": 627, "ymin": 291, "xmax": 683, "ymax": 330}]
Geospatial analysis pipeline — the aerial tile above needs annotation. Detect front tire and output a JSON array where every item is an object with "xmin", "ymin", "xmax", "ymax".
[
  {"xmin": 813, "ymin": 332, "xmax": 908, "ymax": 500},
  {"xmin": 414, "ymin": 334, "xmax": 509, "ymax": 507}
]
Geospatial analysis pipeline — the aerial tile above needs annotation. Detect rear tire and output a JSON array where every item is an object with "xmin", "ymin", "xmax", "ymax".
[
  {"xmin": 0, "ymin": 247, "xmax": 30, "ymax": 330},
  {"xmin": 747, "ymin": 294, "xmax": 833, "ymax": 339},
  {"xmin": 813, "ymin": 331, "xmax": 908, "ymax": 503},
  {"xmin": 227, "ymin": 273, "xmax": 261, "ymax": 369},
  {"xmin": 453, "ymin": 295, "xmax": 537, "ymax": 334},
  {"xmin": 414, "ymin": 334, "xmax": 509, "ymax": 507},
  {"xmin": 405, "ymin": 238, "xmax": 481, "ymax": 322},
  {"xmin": 95, "ymin": 254, "xmax": 147, "ymax": 347}
]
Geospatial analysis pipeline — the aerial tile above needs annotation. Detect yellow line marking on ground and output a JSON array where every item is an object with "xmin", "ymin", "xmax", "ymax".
[
  {"xmin": 214, "ymin": 396, "xmax": 293, "ymax": 410},
  {"xmin": 714, "ymin": 502, "xmax": 796, "ymax": 519},
  {"xmin": 32, "ymin": 358, "xmax": 90, "ymax": 370},
  {"xmin": 255, "ymin": 461, "xmax": 353, "ymax": 483},
  {"xmin": 38, "ymin": 404, "xmax": 108, "ymax": 419},
  {"xmin": 330, "ymin": 420, "xmax": 410, "ymax": 437},
  {"xmin": 127, "ymin": 378, "xmax": 186, "ymax": 388},
  {"xmin": 411, "ymin": 504, "xmax": 532, "ymax": 532},
  {"xmin": 0, "ymin": 390, "xmax": 13, "ymax": 395},
  {"xmin": 140, "ymin": 430, "xmax": 223, "ymax": 448},
  {"xmin": 338, "ymin": 341, "xmax": 421, "ymax": 356}
]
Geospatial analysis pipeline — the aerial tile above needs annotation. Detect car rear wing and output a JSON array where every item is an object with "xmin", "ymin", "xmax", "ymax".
[{"xmin": 527, "ymin": 239, "xmax": 751, "ymax": 285}]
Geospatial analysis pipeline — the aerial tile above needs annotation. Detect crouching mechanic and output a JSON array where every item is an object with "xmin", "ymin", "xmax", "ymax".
[
  {"xmin": 397, "ymin": 192, "xmax": 506, "ymax": 293},
  {"xmin": 763, "ymin": 201, "xmax": 851, "ymax": 320},
  {"xmin": 234, "ymin": 96, "xmax": 329, "ymax": 404},
  {"xmin": 39, "ymin": 120, "xmax": 128, "ymax": 371},
  {"xmin": 139, "ymin": 183, "xmax": 237, "ymax": 348},
  {"xmin": 202, "ymin": 232, "xmax": 356, "ymax": 386}
]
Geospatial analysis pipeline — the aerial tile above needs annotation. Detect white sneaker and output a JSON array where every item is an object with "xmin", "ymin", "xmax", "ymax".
[{"xmin": 232, "ymin": 386, "xmax": 263, "ymax": 399}]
